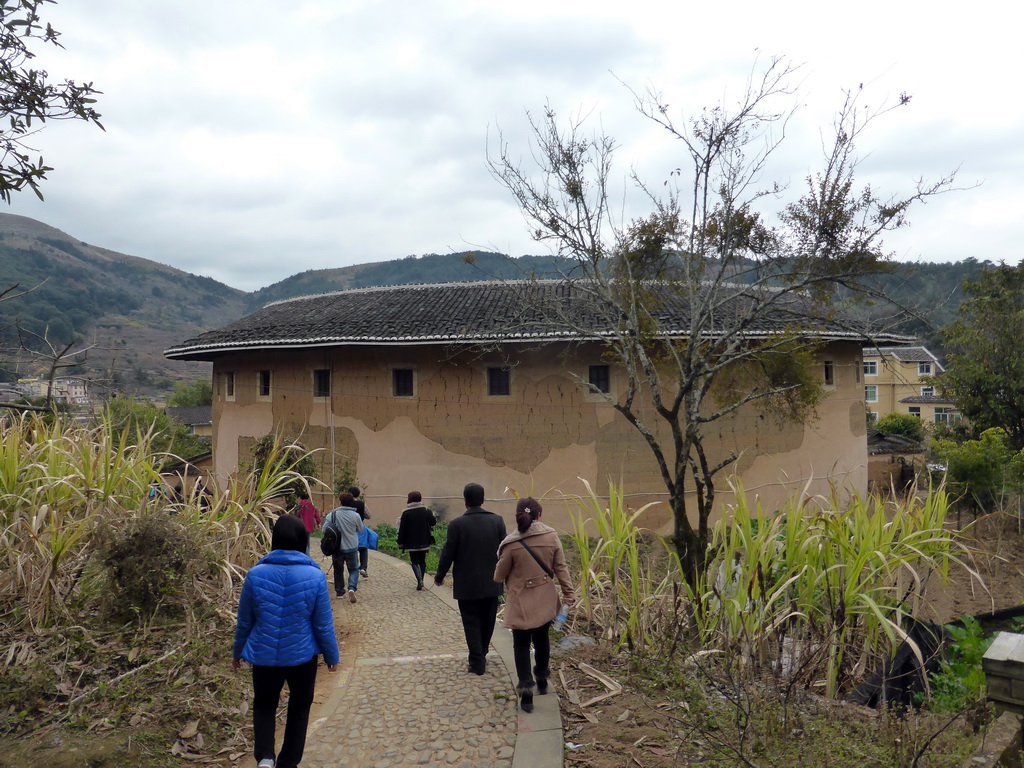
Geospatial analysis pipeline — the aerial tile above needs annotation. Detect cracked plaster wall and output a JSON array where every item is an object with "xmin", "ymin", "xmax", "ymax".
[{"xmin": 209, "ymin": 341, "xmax": 867, "ymax": 533}]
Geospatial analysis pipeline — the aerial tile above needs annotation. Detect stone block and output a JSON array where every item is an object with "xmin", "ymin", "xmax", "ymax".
[{"xmin": 984, "ymin": 632, "xmax": 1024, "ymax": 712}]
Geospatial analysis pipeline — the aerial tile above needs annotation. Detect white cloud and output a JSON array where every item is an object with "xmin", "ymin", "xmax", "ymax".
[{"xmin": 4, "ymin": 0, "xmax": 1020, "ymax": 291}]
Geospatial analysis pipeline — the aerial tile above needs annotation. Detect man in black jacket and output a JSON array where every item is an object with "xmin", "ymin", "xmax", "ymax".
[{"xmin": 434, "ymin": 482, "xmax": 507, "ymax": 675}]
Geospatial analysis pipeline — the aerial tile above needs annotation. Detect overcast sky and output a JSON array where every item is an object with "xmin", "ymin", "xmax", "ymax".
[{"xmin": 5, "ymin": 0, "xmax": 1020, "ymax": 292}]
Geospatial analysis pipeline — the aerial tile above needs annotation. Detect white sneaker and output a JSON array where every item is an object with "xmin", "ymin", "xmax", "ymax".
[
  {"xmin": 348, "ymin": 590, "xmax": 357, "ymax": 603},
  {"xmin": 359, "ymin": 569, "xmax": 368, "ymax": 577},
  {"xmin": 257, "ymin": 760, "xmax": 275, "ymax": 768}
]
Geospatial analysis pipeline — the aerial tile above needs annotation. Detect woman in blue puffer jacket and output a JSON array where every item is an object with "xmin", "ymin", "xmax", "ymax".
[{"xmin": 233, "ymin": 514, "xmax": 340, "ymax": 768}]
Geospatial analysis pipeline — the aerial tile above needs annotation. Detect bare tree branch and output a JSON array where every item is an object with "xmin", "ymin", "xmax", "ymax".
[{"xmin": 488, "ymin": 58, "xmax": 959, "ymax": 583}]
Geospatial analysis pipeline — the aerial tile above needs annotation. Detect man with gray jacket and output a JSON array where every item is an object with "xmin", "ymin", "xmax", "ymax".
[{"xmin": 324, "ymin": 491, "xmax": 365, "ymax": 603}]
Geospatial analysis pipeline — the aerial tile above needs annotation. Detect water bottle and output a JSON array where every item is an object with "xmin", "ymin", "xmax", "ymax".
[{"xmin": 552, "ymin": 603, "xmax": 570, "ymax": 632}]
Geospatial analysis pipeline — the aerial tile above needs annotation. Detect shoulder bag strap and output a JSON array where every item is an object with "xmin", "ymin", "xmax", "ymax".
[{"xmin": 519, "ymin": 539, "xmax": 554, "ymax": 578}]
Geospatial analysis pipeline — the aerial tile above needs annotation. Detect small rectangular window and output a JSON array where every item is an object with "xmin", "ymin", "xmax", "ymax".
[
  {"xmin": 823, "ymin": 360, "xmax": 834, "ymax": 386},
  {"xmin": 313, "ymin": 369, "xmax": 331, "ymax": 398},
  {"xmin": 921, "ymin": 386, "xmax": 935, "ymax": 397},
  {"xmin": 865, "ymin": 385, "xmax": 878, "ymax": 403},
  {"xmin": 588, "ymin": 364, "xmax": 610, "ymax": 393},
  {"xmin": 935, "ymin": 407, "xmax": 961, "ymax": 424},
  {"xmin": 919, "ymin": 362, "xmax": 932, "ymax": 376},
  {"xmin": 487, "ymin": 366, "xmax": 510, "ymax": 396},
  {"xmin": 393, "ymin": 368, "xmax": 414, "ymax": 397},
  {"xmin": 866, "ymin": 411, "xmax": 878, "ymax": 425},
  {"xmin": 863, "ymin": 361, "xmax": 878, "ymax": 376},
  {"xmin": 225, "ymin": 372, "xmax": 235, "ymax": 400},
  {"xmin": 257, "ymin": 370, "xmax": 271, "ymax": 398}
]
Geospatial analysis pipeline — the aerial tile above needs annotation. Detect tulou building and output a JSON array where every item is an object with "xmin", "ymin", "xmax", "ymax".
[{"xmin": 165, "ymin": 281, "xmax": 908, "ymax": 531}]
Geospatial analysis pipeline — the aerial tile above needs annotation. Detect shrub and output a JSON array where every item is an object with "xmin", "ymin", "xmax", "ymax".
[
  {"xmin": 876, "ymin": 412, "xmax": 925, "ymax": 442},
  {"xmin": 332, "ymin": 461, "xmax": 366, "ymax": 497},
  {"xmin": 91, "ymin": 513, "xmax": 205, "ymax": 618},
  {"xmin": 932, "ymin": 428, "xmax": 1024, "ymax": 513},
  {"xmin": 375, "ymin": 522, "xmax": 399, "ymax": 554},
  {"xmin": 925, "ymin": 616, "xmax": 992, "ymax": 713}
]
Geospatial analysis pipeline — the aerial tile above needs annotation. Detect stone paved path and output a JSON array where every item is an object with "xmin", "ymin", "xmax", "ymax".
[{"xmin": 296, "ymin": 550, "xmax": 547, "ymax": 768}]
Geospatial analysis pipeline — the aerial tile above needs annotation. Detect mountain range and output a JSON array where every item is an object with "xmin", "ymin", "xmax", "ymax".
[
  {"xmin": 0, "ymin": 214, "xmax": 574, "ymax": 393},
  {"xmin": 0, "ymin": 212, "xmax": 991, "ymax": 396}
]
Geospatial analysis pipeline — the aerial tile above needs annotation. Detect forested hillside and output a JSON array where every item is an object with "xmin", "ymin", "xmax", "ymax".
[
  {"xmin": 0, "ymin": 214, "xmax": 248, "ymax": 391},
  {"xmin": 864, "ymin": 258, "xmax": 995, "ymax": 356}
]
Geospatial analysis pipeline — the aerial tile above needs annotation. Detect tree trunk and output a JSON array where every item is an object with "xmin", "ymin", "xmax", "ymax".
[{"xmin": 672, "ymin": 494, "xmax": 705, "ymax": 588}]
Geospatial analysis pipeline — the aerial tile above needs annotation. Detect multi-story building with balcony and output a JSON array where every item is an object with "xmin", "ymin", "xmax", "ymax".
[{"xmin": 862, "ymin": 346, "xmax": 961, "ymax": 424}]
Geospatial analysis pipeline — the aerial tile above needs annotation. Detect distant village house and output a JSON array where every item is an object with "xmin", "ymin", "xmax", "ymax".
[
  {"xmin": 862, "ymin": 346, "xmax": 961, "ymax": 425},
  {"xmin": 165, "ymin": 405, "xmax": 213, "ymax": 437},
  {"xmin": 14, "ymin": 377, "xmax": 90, "ymax": 405}
]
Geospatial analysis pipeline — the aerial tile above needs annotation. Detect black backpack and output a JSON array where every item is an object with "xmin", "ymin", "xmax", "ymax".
[{"xmin": 320, "ymin": 516, "xmax": 340, "ymax": 557}]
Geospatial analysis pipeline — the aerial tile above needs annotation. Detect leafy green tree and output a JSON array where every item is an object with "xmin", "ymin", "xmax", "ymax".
[
  {"xmin": 0, "ymin": 1, "xmax": 103, "ymax": 201},
  {"xmin": 875, "ymin": 412, "xmax": 925, "ymax": 443},
  {"xmin": 932, "ymin": 428, "xmax": 1024, "ymax": 513},
  {"xmin": 489, "ymin": 59, "xmax": 955, "ymax": 583},
  {"xmin": 935, "ymin": 262, "xmax": 1024, "ymax": 451},
  {"xmin": 105, "ymin": 396, "xmax": 209, "ymax": 462},
  {"xmin": 167, "ymin": 378, "xmax": 213, "ymax": 407},
  {"xmin": 930, "ymin": 419, "xmax": 976, "ymax": 446}
]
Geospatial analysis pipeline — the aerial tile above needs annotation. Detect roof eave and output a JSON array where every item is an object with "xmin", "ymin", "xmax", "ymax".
[{"xmin": 164, "ymin": 327, "xmax": 908, "ymax": 361}]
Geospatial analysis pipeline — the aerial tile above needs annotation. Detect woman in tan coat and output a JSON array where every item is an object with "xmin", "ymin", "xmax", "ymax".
[{"xmin": 493, "ymin": 497, "xmax": 575, "ymax": 712}]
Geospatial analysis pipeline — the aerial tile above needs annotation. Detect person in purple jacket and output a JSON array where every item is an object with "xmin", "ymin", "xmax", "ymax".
[{"xmin": 233, "ymin": 514, "xmax": 340, "ymax": 768}]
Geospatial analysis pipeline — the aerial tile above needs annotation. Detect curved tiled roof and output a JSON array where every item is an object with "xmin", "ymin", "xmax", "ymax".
[
  {"xmin": 165, "ymin": 406, "xmax": 213, "ymax": 426},
  {"xmin": 867, "ymin": 428, "xmax": 925, "ymax": 455},
  {"xmin": 165, "ymin": 280, "xmax": 912, "ymax": 360}
]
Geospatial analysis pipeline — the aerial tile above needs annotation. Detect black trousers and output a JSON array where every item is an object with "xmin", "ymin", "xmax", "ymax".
[
  {"xmin": 251, "ymin": 655, "xmax": 318, "ymax": 768},
  {"xmin": 358, "ymin": 546, "xmax": 369, "ymax": 571},
  {"xmin": 457, "ymin": 596, "xmax": 499, "ymax": 673},
  {"xmin": 409, "ymin": 549, "xmax": 427, "ymax": 571},
  {"xmin": 512, "ymin": 622, "xmax": 551, "ymax": 686}
]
